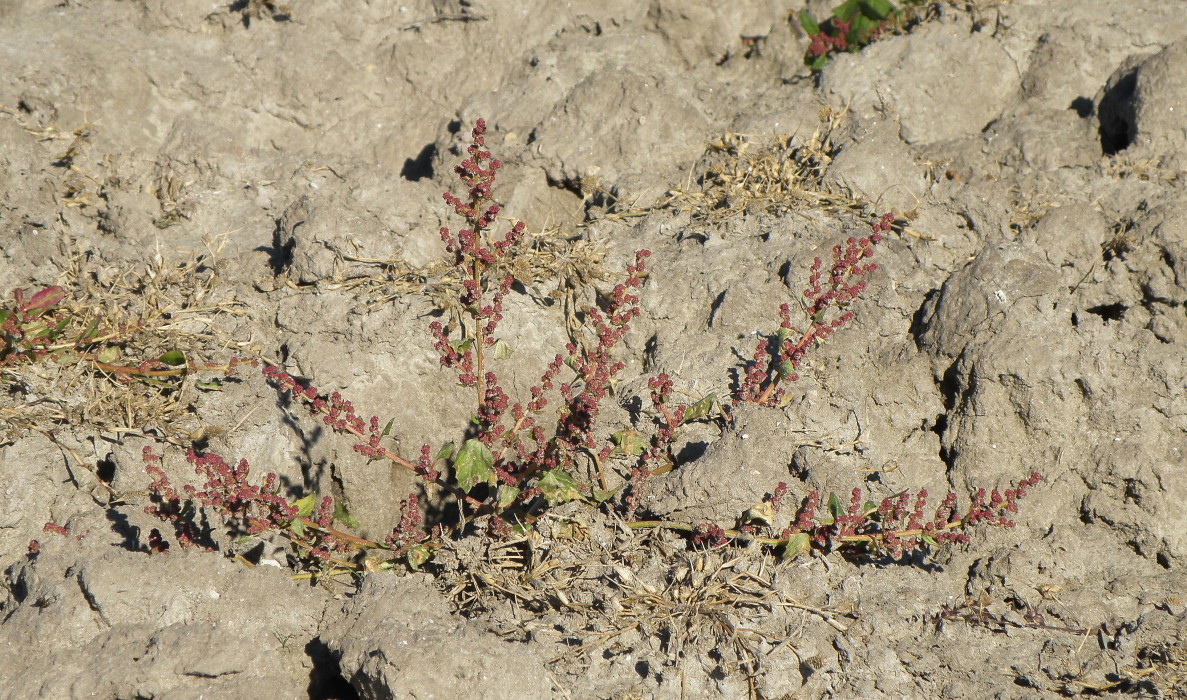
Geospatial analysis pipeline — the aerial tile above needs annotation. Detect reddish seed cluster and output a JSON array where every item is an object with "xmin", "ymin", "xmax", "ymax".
[
  {"xmin": 558, "ymin": 251, "xmax": 650, "ymax": 447},
  {"xmin": 768, "ymin": 482, "xmax": 789, "ymax": 513},
  {"xmin": 142, "ymin": 444, "xmax": 365, "ymax": 567},
  {"xmin": 692, "ymin": 522, "xmax": 728, "ymax": 547},
  {"xmin": 625, "ymin": 370, "xmax": 687, "ymax": 515},
  {"xmin": 806, "ymin": 18, "xmax": 852, "ymax": 58},
  {"xmin": 777, "ymin": 471, "xmax": 1043, "ymax": 561},
  {"xmin": 143, "ymin": 446, "xmax": 207, "ymax": 550},
  {"xmin": 805, "ymin": 16, "xmax": 895, "ymax": 60},
  {"xmin": 184, "ymin": 449, "xmax": 298, "ymax": 535},
  {"xmin": 260, "ymin": 364, "xmax": 401, "ymax": 465},
  {"xmin": 739, "ymin": 214, "xmax": 892, "ymax": 407},
  {"xmin": 385, "ymin": 494, "xmax": 425, "ymax": 551},
  {"xmin": 146, "ymin": 528, "xmax": 170, "ymax": 554}
]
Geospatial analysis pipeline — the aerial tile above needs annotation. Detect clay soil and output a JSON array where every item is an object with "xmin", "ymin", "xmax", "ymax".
[{"xmin": 1, "ymin": 1, "xmax": 1186, "ymax": 698}]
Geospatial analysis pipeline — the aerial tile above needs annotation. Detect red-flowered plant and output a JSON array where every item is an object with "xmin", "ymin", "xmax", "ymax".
[{"xmin": 143, "ymin": 119, "xmax": 1042, "ymax": 576}]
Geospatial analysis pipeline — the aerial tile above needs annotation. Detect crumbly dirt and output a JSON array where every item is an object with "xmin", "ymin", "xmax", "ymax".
[{"xmin": 2, "ymin": 1, "xmax": 1186, "ymax": 698}]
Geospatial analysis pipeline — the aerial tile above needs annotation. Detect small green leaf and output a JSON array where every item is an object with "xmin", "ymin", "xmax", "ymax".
[
  {"xmin": 833, "ymin": 0, "xmax": 861, "ymax": 21},
  {"xmin": 450, "ymin": 338, "xmax": 474, "ymax": 355},
  {"xmin": 860, "ymin": 0, "xmax": 896, "ymax": 19},
  {"xmin": 381, "ymin": 418, "xmax": 394, "ymax": 437},
  {"xmin": 79, "ymin": 317, "xmax": 100, "ymax": 341},
  {"xmin": 158, "ymin": 349, "xmax": 186, "ymax": 366},
  {"xmin": 848, "ymin": 15, "xmax": 877, "ymax": 45},
  {"xmin": 293, "ymin": 494, "xmax": 317, "ymax": 518},
  {"xmin": 195, "ymin": 378, "xmax": 224, "ymax": 391},
  {"xmin": 20, "ymin": 320, "xmax": 47, "ymax": 336},
  {"xmin": 491, "ymin": 338, "xmax": 512, "ymax": 360},
  {"xmin": 454, "ymin": 438, "xmax": 495, "ymax": 492},
  {"xmin": 921, "ymin": 534, "xmax": 938, "ymax": 547},
  {"xmin": 799, "ymin": 9, "xmax": 821, "ymax": 35},
  {"xmin": 44, "ymin": 316, "xmax": 70, "ymax": 341},
  {"xmin": 496, "ymin": 484, "xmax": 520, "ymax": 510},
  {"xmin": 782, "ymin": 533, "xmax": 812, "ymax": 562},
  {"xmin": 52, "ymin": 350, "xmax": 80, "ymax": 366},
  {"xmin": 434, "ymin": 442, "xmax": 455, "ymax": 462},
  {"xmin": 290, "ymin": 518, "xmax": 306, "ymax": 538},
  {"xmin": 97, "ymin": 346, "xmax": 119, "ymax": 364},
  {"xmin": 683, "ymin": 393, "xmax": 717, "ymax": 423},
  {"xmin": 538, "ymin": 469, "xmax": 581, "ymax": 506},
  {"xmin": 592, "ymin": 488, "xmax": 616, "ymax": 503},
  {"xmin": 334, "ymin": 501, "xmax": 359, "ymax": 529},
  {"xmin": 827, "ymin": 492, "xmax": 844, "ymax": 520},
  {"xmin": 235, "ymin": 534, "xmax": 254, "ymax": 545},
  {"xmin": 862, "ymin": 500, "xmax": 879, "ymax": 517},
  {"xmin": 610, "ymin": 429, "xmax": 647, "ymax": 456},
  {"xmin": 405, "ymin": 544, "xmax": 432, "ymax": 570}
]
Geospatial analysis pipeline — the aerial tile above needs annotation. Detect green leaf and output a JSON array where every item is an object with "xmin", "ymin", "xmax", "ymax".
[
  {"xmin": 405, "ymin": 544, "xmax": 432, "ymax": 571},
  {"xmin": 235, "ymin": 534, "xmax": 254, "ymax": 545},
  {"xmin": 592, "ymin": 488, "xmax": 616, "ymax": 503},
  {"xmin": 434, "ymin": 442, "xmax": 455, "ymax": 462},
  {"xmin": 862, "ymin": 500, "xmax": 879, "ymax": 517},
  {"xmin": 921, "ymin": 534, "xmax": 938, "ymax": 547},
  {"xmin": 449, "ymin": 338, "xmax": 474, "ymax": 355},
  {"xmin": 97, "ymin": 346, "xmax": 119, "ymax": 364},
  {"xmin": 799, "ymin": 9, "xmax": 821, "ymax": 35},
  {"xmin": 610, "ymin": 429, "xmax": 647, "ymax": 456},
  {"xmin": 45, "ymin": 316, "xmax": 70, "ymax": 341},
  {"xmin": 826, "ymin": 492, "xmax": 844, "ymax": 520},
  {"xmin": 849, "ymin": 15, "xmax": 877, "ymax": 44},
  {"xmin": 538, "ymin": 469, "xmax": 581, "ymax": 506},
  {"xmin": 334, "ymin": 501, "xmax": 359, "ymax": 529},
  {"xmin": 293, "ymin": 494, "xmax": 317, "ymax": 518},
  {"xmin": 290, "ymin": 518, "xmax": 306, "ymax": 538},
  {"xmin": 860, "ymin": 0, "xmax": 896, "ymax": 19},
  {"xmin": 454, "ymin": 438, "xmax": 495, "ymax": 492},
  {"xmin": 381, "ymin": 418, "xmax": 394, "ymax": 437},
  {"xmin": 52, "ymin": 350, "xmax": 80, "ymax": 366},
  {"xmin": 782, "ymin": 533, "xmax": 812, "ymax": 562},
  {"xmin": 833, "ymin": 0, "xmax": 861, "ymax": 21},
  {"xmin": 195, "ymin": 378, "xmax": 224, "ymax": 391},
  {"xmin": 157, "ymin": 349, "xmax": 186, "ymax": 366},
  {"xmin": 491, "ymin": 338, "xmax": 512, "ymax": 360},
  {"xmin": 683, "ymin": 393, "xmax": 717, "ymax": 423},
  {"xmin": 496, "ymin": 484, "xmax": 520, "ymax": 510},
  {"xmin": 79, "ymin": 317, "xmax": 99, "ymax": 341}
]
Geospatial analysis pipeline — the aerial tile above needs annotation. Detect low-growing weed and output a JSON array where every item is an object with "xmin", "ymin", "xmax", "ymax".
[{"xmin": 136, "ymin": 119, "xmax": 1043, "ymax": 581}]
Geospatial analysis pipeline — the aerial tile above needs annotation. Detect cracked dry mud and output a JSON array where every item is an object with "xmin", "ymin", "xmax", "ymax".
[{"xmin": 2, "ymin": 2, "xmax": 1186, "ymax": 698}]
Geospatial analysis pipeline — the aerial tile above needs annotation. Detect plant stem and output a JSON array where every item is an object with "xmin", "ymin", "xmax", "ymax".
[{"xmin": 473, "ymin": 256, "xmax": 486, "ymax": 411}]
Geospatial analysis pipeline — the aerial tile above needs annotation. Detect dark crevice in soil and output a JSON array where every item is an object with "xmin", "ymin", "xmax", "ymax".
[{"xmin": 306, "ymin": 637, "xmax": 359, "ymax": 700}]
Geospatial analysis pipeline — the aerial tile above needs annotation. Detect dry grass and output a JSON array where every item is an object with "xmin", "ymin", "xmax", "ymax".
[
  {"xmin": 432, "ymin": 514, "xmax": 852, "ymax": 699},
  {"xmin": 1, "ymin": 233, "xmax": 248, "ymax": 448},
  {"xmin": 283, "ymin": 223, "xmax": 608, "ymax": 345},
  {"xmin": 658, "ymin": 105, "xmax": 860, "ymax": 222}
]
